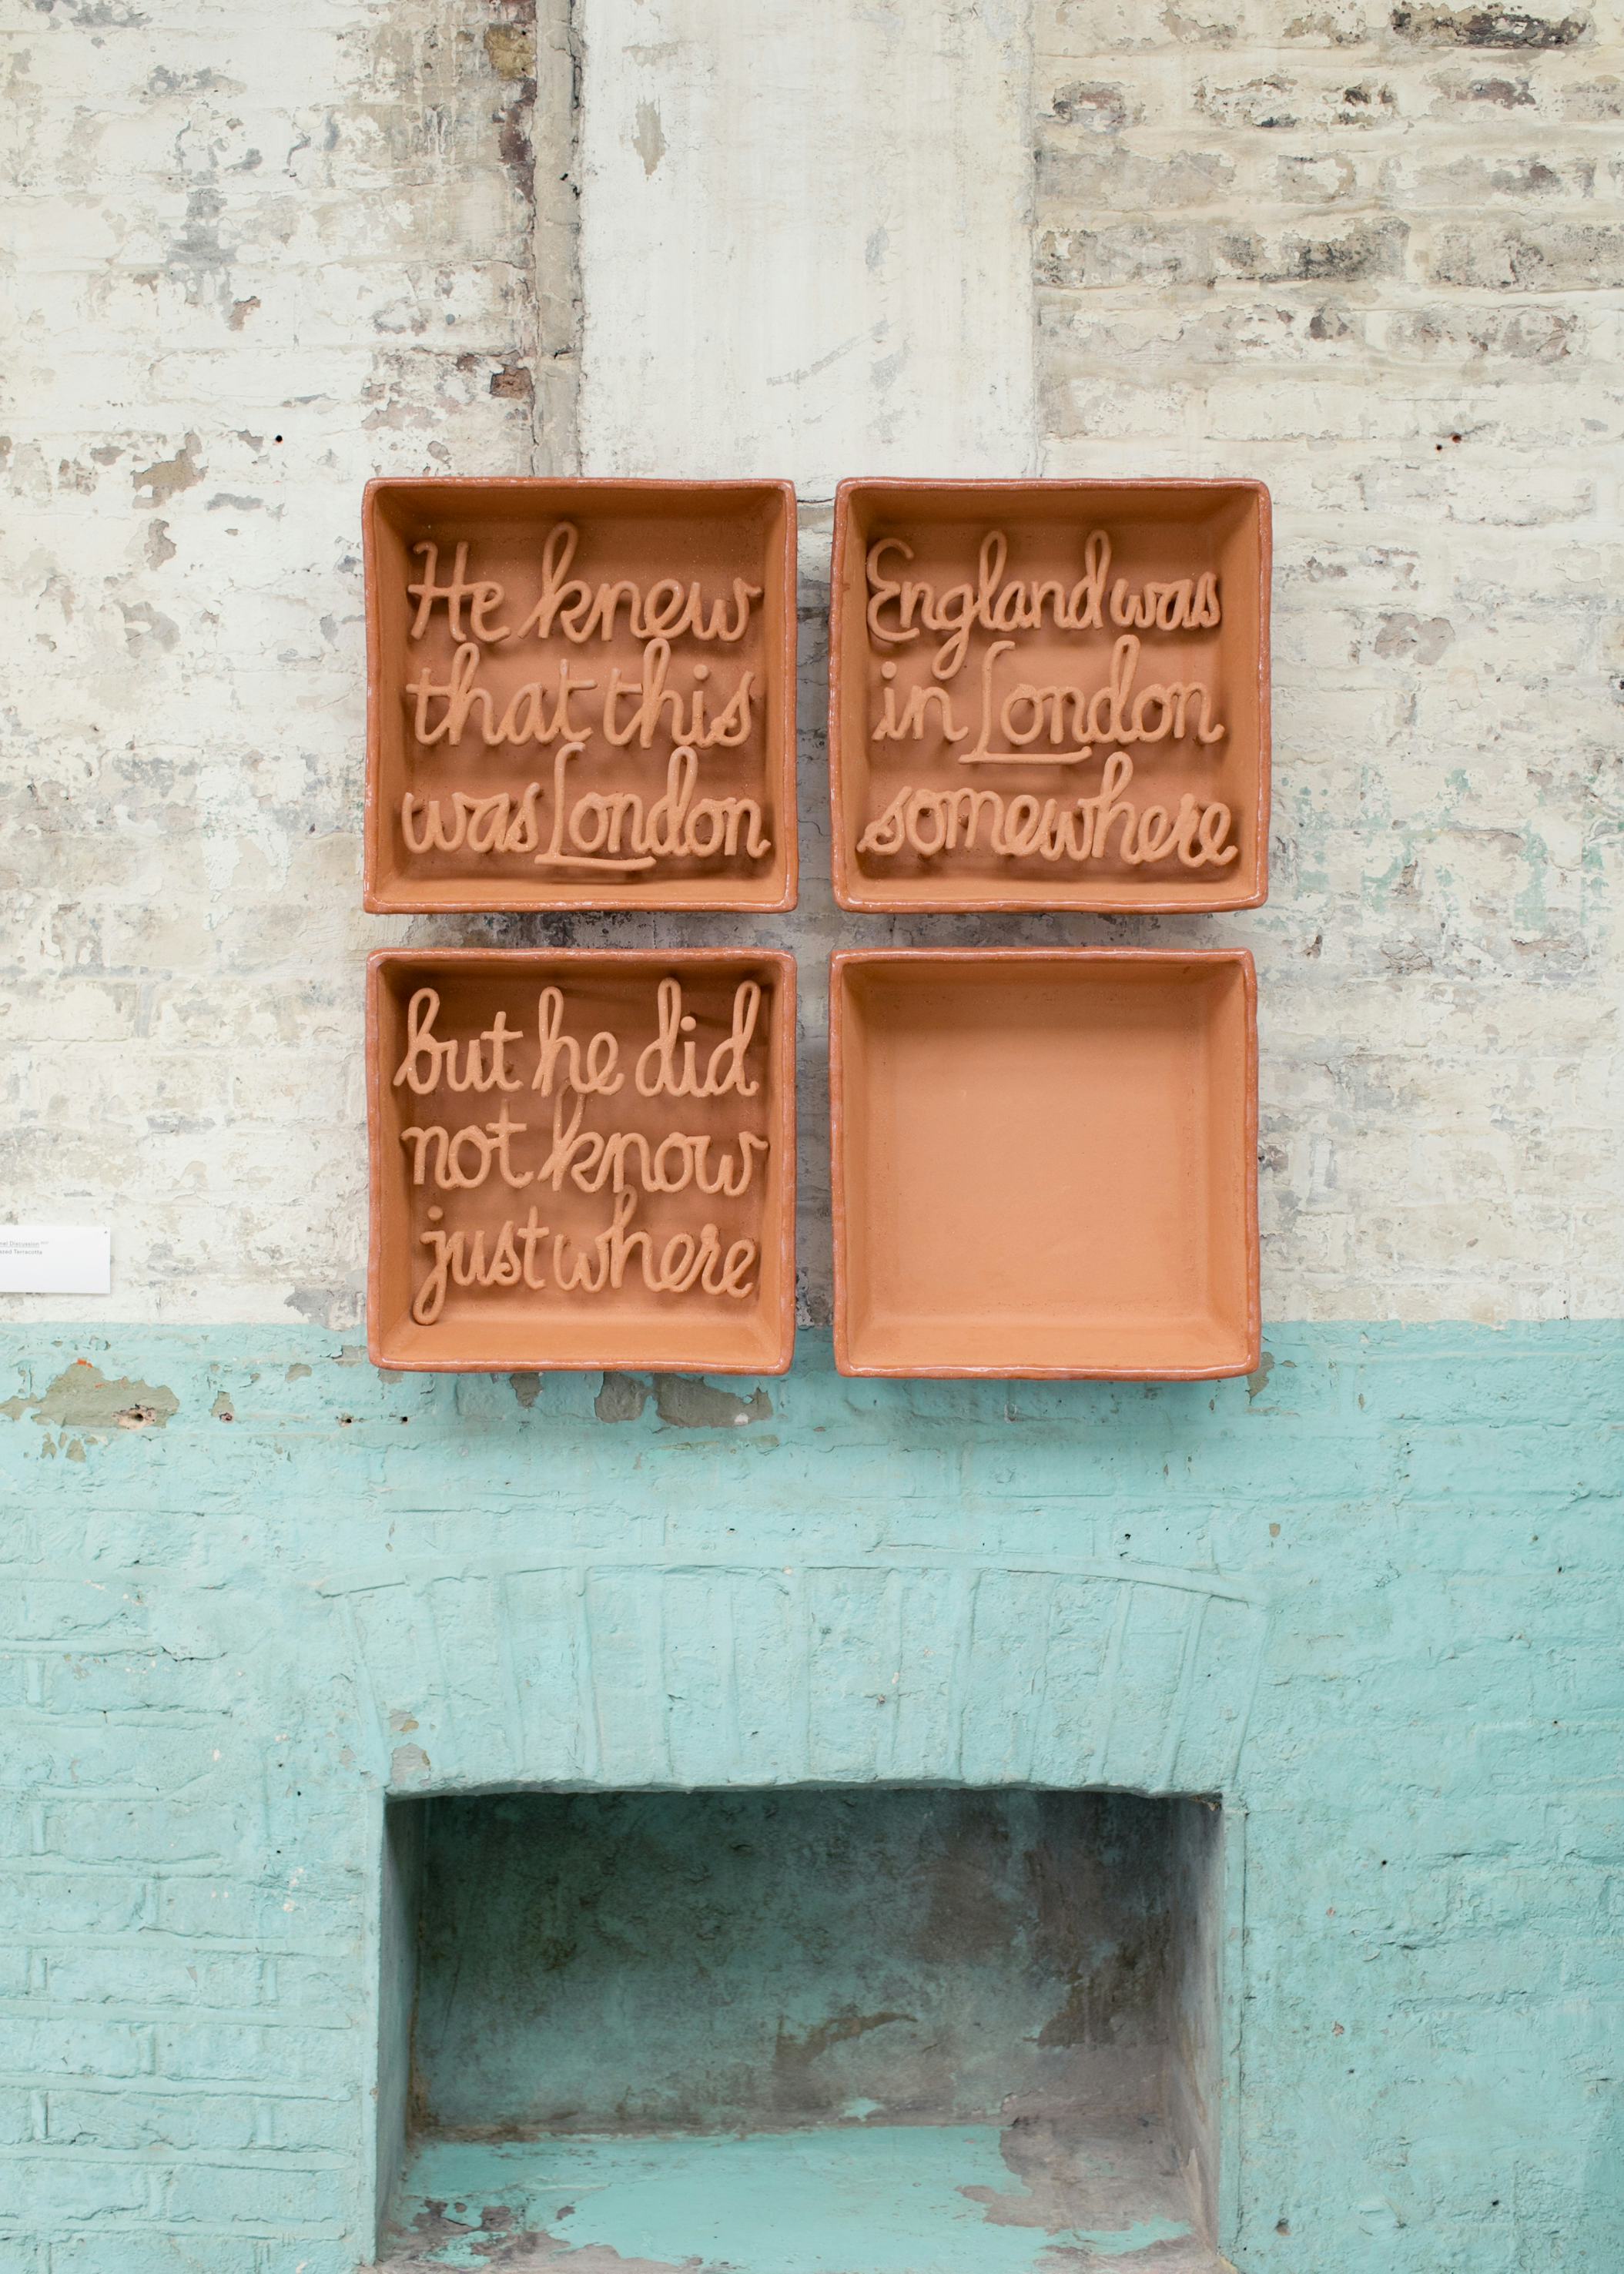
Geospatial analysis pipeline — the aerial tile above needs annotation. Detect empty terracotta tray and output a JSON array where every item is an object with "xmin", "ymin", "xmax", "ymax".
[
  {"xmin": 364, "ymin": 478, "xmax": 797, "ymax": 912},
  {"xmin": 368, "ymin": 950, "xmax": 795, "ymax": 1373},
  {"xmin": 830, "ymin": 950, "xmax": 1258, "ymax": 1379},
  {"xmin": 829, "ymin": 478, "xmax": 1270, "ymax": 913}
]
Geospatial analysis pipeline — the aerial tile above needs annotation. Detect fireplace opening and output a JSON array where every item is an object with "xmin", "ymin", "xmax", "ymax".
[{"xmin": 376, "ymin": 1787, "xmax": 1230, "ymax": 2271}]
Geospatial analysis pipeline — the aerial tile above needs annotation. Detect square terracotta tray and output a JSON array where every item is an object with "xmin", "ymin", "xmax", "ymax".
[
  {"xmin": 364, "ymin": 478, "xmax": 797, "ymax": 912},
  {"xmin": 368, "ymin": 949, "xmax": 795, "ymax": 1374},
  {"xmin": 830, "ymin": 949, "xmax": 1258, "ymax": 1379},
  {"xmin": 829, "ymin": 478, "xmax": 1269, "ymax": 913}
]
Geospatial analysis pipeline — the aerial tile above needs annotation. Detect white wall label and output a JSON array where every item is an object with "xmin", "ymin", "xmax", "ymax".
[{"xmin": 0, "ymin": 1227, "xmax": 111, "ymax": 1295}]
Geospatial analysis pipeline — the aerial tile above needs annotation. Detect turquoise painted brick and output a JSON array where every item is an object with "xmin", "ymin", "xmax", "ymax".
[
  {"xmin": 152, "ymin": 2021, "xmax": 353, "ymax": 2088},
  {"xmin": 153, "ymin": 1880, "xmax": 359, "ymax": 1947},
  {"xmin": 2, "ymin": 1324, "xmax": 1622, "ymax": 2273},
  {"xmin": 1472, "ymin": 1716, "xmax": 1624, "ymax": 1791},
  {"xmin": 27, "ymin": 1656, "xmax": 234, "ymax": 1718},
  {"xmin": 42, "ymin": 2239, "xmax": 265, "ymax": 2274},
  {"xmin": 39, "ymin": 1801, "xmax": 233, "ymax": 1869},
  {"xmin": 259, "ymin": 2095, "xmax": 360, "ymax": 2158},
  {"xmin": 0, "ymin": 1877, "xmax": 151, "ymax": 1937},
  {"xmin": 268, "ymin": 1954, "xmax": 364, "ymax": 2014},
  {"xmin": 0, "ymin": 2158, "xmax": 151, "ymax": 2222},
  {"xmin": 1398, "ymin": 1418, "xmax": 1620, "ymax": 1499},
  {"xmin": 0, "ymin": 2018, "xmax": 150, "ymax": 2078},
  {"xmin": 158, "ymin": 2158, "xmax": 350, "ymax": 2227},
  {"xmin": 35, "ymin": 2086, "xmax": 358, "ymax": 2163},
  {"xmin": 45, "ymin": 2089, "xmax": 265, "ymax": 2155},
  {"xmin": 43, "ymin": 1947, "xmax": 266, "ymax": 2010}
]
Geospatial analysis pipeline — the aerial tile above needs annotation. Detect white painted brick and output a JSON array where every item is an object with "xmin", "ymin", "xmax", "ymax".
[
  {"xmin": 0, "ymin": 0, "xmax": 547, "ymax": 1330},
  {"xmin": 2, "ymin": 0, "xmax": 1619, "ymax": 1335}
]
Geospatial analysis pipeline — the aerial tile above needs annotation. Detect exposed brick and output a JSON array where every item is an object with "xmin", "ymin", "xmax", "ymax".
[
  {"xmin": 1424, "ymin": 217, "xmax": 1624, "ymax": 286},
  {"xmin": 0, "ymin": 0, "xmax": 547, "ymax": 1336},
  {"xmin": 1036, "ymin": 3, "xmax": 1624, "ymax": 1331}
]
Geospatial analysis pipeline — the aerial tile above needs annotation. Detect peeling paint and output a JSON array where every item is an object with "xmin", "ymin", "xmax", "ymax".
[
  {"xmin": 594, "ymin": 1371, "xmax": 649, "ymax": 1423},
  {"xmin": 1, "ymin": 0, "xmax": 558, "ymax": 1335},
  {"xmin": 383, "ymin": 2125, "xmax": 1203, "ymax": 2273},
  {"xmin": 0, "ymin": 1322, "xmax": 1619, "ymax": 2272},
  {"xmin": 632, "ymin": 98, "xmax": 665, "ymax": 176},
  {"xmin": 130, "ymin": 433, "xmax": 203, "ymax": 506},
  {"xmin": 1390, "ymin": 5, "xmax": 1590, "ymax": 48},
  {"xmin": 772, "ymin": 2008, "xmax": 915, "ymax": 2105},
  {"xmin": 0, "ymin": 1361, "xmax": 179, "ymax": 1435},
  {"xmin": 486, "ymin": 20, "xmax": 537, "ymax": 80},
  {"xmin": 653, "ymin": 1377, "xmax": 773, "ymax": 1428},
  {"xmin": 7, "ymin": 0, "xmax": 1621, "ymax": 1338},
  {"xmin": 593, "ymin": 1373, "xmax": 772, "ymax": 1428}
]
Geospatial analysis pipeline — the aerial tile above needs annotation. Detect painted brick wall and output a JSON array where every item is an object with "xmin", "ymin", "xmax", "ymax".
[
  {"xmin": 3, "ymin": 5, "xmax": 1623, "ymax": 2272},
  {"xmin": 1034, "ymin": 0, "xmax": 1624, "ymax": 1324},
  {"xmin": 5, "ymin": 0, "xmax": 1621, "ymax": 1326},
  {"xmin": 0, "ymin": 1326, "xmax": 1620, "ymax": 2272},
  {"xmin": 1, "ymin": 0, "xmax": 556, "ymax": 1330}
]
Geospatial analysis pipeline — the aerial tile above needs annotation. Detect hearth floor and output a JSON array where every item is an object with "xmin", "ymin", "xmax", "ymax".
[{"xmin": 377, "ymin": 2115, "xmax": 1220, "ymax": 2272}]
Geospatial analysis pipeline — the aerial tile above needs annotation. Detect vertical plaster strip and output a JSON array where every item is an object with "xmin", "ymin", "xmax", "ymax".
[
  {"xmin": 1157, "ymin": 1588, "xmax": 1210, "ymax": 1792},
  {"xmin": 338, "ymin": 1594, "xmax": 389, "ymax": 1780},
  {"xmin": 879, "ymin": 1566, "xmax": 907, "ymax": 1781},
  {"xmin": 491, "ymin": 1572, "xmax": 527, "ymax": 1785},
  {"xmin": 1085, "ymin": 1586, "xmax": 1133, "ymax": 1787},
  {"xmin": 534, "ymin": 0, "xmax": 584, "ymax": 470},
  {"xmin": 575, "ymin": 1569, "xmax": 605, "ymax": 1783},
  {"xmin": 715, "ymin": 1577, "xmax": 745, "ymax": 1783},
  {"xmin": 948, "ymin": 1566, "xmax": 982, "ymax": 1780},
  {"xmin": 792, "ymin": 1566, "xmax": 815, "ymax": 1777},
  {"xmin": 1020, "ymin": 1576, "xmax": 1059, "ymax": 1784},
  {"xmin": 571, "ymin": 0, "xmax": 1037, "ymax": 494}
]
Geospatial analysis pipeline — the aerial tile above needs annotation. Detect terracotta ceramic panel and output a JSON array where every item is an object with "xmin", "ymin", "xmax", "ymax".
[
  {"xmin": 829, "ymin": 479, "xmax": 1270, "ymax": 913},
  {"xmin": 368, "ymin": 951, "xmax": 795, "ymax": 1373},
  {"xmin": 830, "ymin": 949, "xmax": 1259, "ymax": 1379},
  {"xmin": 364, "ymin": 479, "xmax": 797, "ymax": 912}
]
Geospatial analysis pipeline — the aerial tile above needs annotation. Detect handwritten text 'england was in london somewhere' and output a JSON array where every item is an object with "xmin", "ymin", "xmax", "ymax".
[{"xmin": 859, "ymin": 528, "xmax": 1239, "ymax": 873}]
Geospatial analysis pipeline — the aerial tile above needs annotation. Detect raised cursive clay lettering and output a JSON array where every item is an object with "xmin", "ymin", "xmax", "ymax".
[{"xmin": 393, "ymin": 975, "xmax": 775, "ymax": 1333}]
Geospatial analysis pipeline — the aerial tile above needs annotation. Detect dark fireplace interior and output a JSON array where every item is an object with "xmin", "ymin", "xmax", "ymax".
[{"xmin": 377, "ymin": 1785, "xmax": 1227, "ymax": 2270}]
